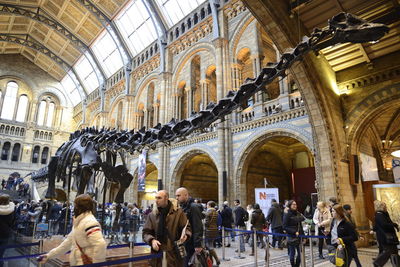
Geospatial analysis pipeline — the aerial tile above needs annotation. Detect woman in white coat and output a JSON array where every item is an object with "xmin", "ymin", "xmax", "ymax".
[
  {"xmin": 312, "ymin": 201, "xmax": 331, "ymax": 259},
  {"xmin": 39, "ymin": 194, "xmax": 107, "ymax": 266}
]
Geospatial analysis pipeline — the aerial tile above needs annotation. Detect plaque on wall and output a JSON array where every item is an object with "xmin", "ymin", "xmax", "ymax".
[{"xmin": 360, "ymin": 153, "xmax": 379, "ymax": 181}]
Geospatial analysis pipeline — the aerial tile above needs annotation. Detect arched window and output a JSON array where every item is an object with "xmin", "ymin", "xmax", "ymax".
[
  {"xmin": 46, "ymin": 102, "xmax": 55, "ymax": 127},
  {"xmin": 34, "ymin": 130, "xmax": 39, "ymax": 139},
  {"xmin": 37, "ymin": 100, "xmax": 46, "ymax": 126},
  {"xmin": 32, "ymin": 145, "xmax": 40, "ymax": 163},
  {"xmin": 1, "ymin": 142, "xmax": 11, "ymax": 161},
  {"xmin": 0, "ymin": 125, "xmax": 4, "ymax": 133},
  {"xmin": 11, "ymin": 143, "xmax": 21, "ymax": 162},
  {"xmin": 41, "ymin": 147, "xmax": 49, "ymax": 164},
  {"xmin": 1, "ymin": 82, "xmax": 18, "ymax": 120},
  {"xmin": 16, "ymin": 95, "xmax": 29, "ymax": 122},
  {"xmin": 49, "ymin": 132, "xmax": 52, "ymax": 140}
]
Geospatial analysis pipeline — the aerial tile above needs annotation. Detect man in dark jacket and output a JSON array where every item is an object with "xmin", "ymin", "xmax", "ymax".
[
  {"xmin": 48, "ymin": 202, "xmax": 62, "ymax": 235},
  {"xmin": 143, "ymin": 190, "xmax": 191, "ymax": 267},
  {"xmin": 176, "ymin": 187, "xmax": 204, "ymax": 267},
  {"xmin": 0, "ymin": 194, "xmax": 15, "ymax": 267},
  {"xmin": 233, "ymin": 199, "xmax": 248, "ymax": 253},
  {"xmin": 267, "ymin": 199, "xmax": 283, "ymax": 249},
  {"xmin": 220, "ymin": 201, "xmax": 233, "ymax": 247}
]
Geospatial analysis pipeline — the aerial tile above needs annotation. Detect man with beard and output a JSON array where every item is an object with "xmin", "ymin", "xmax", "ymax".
[
  {"xmin": 175, "ymin": 187, "xmax": 204, "ymax": 267},
  {"xmin": 143, "ymin": 190, "xmax": 191, "ymax": 267}
]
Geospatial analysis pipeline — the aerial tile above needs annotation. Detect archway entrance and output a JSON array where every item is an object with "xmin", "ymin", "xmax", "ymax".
[
  {"xmin": 243, "ymin": 136, "xmax": 316, "ymax": 211},
  {"xmin": 137, "ymin": 162, "xmax": 158, "ymax": 208},
  {"xmin": 178, "ymin": 153, "xmax": 218, "ymax": 202}
]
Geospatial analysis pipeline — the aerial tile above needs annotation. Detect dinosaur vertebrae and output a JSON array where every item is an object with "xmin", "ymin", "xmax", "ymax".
[{"xmin": 70, "ymin": 12, "xmax": 388, "ymax": 155}]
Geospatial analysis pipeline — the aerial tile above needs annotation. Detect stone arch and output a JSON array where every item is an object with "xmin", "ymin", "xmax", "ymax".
[
  {"xmin": 172, "ymin": 43, "xmax": 216, "ymax": 86},
  {"xmin": 348, "ymin": 89, "xmax": 400, "ymax": 155},
  {"xmin": 234, "ymin": 128, "xmax": 314, "ymax": 202},
  {"xmin": 230, "ymin": 13, "xmax": 255, "ymax": 56},
  {"xmin": 133, "ymin": 76, "xmax": 158, "ymax": 109},
  {"xmin": 169, "ymin": 147, "xmax": 219, "ymax": 193}
]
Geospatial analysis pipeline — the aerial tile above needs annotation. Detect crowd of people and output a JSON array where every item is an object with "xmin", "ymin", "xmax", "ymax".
[
  {"xmin": 1, "ymin": 176, "xmax": 30, "ymax": 197},
  {"xmin": 0, "ymin": 190, "xmax": 399, "ymax": 267}
]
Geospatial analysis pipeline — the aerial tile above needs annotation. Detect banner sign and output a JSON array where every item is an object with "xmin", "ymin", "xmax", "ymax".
[
  {"xmin": 255, "ymin": 188, "xmax": 279, "ymax": 217},
  {"xmin": 393, "ymin": 158, "xmax": 400, "ymax": 183},
  {"xmin": 138, "ymin": 150, "xmax": 147, "ymax": 192}
]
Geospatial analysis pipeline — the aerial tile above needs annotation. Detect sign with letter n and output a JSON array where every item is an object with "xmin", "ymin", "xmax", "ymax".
[{"xmin": 255, "ymin": 188, "xmax": 279, "ymax": 217}]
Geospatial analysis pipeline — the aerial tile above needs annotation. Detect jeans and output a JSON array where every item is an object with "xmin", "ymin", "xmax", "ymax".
[
  {"xmin": 272, "ymin": 227, "xmax": 283, "ymax": 248},
  {"xmin": 236, "ymin": 226, "xmax": 246, "ymax": 252},
  {"xmin": 288, "ymin": 244, "xmax": 301, "ymax": 267}
]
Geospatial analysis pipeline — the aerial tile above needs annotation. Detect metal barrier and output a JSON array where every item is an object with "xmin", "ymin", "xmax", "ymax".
[{"xmin": 0, "ymin": 240, "xmax": 161, "ymax": 266}]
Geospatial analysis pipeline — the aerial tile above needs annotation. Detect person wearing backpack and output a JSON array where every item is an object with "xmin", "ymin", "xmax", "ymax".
[
  {"xmin": 233, "ymin": 199, "xmax": 248, "ymax": 253},
  {"xmin": 250, "ymin": 204, "xmax": 266, "ymax": 256}
]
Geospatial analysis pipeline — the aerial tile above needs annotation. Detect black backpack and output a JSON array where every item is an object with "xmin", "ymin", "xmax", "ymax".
[{"xmin": 243, "ymin": 209, "xmax": 249, "ymax": 222}]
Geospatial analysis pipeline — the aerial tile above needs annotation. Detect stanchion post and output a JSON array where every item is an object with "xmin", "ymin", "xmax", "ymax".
[
  {"xmin": 129, "ymin": 242, "xmax": 133, "ymax": 267},
  {"xmin": 162, "ymin": 251, "xmax": 167, "ymax": 267},
  {"xmin": 309, "ymin": 229, "xmax": 314, "ymax": 267},
  {"xmin": 265, "ymin": 234, "xmax": 269, "ymax": 267},
  {"xmin": 300, "ymin": 238, "xmax": 306, "ymax": 267},
  {"xmin": 253, "ymin": 229, "xmax": 258, "ymax": 266},
  {"xmin": 38, "ymin": 239, "xmax": 44, "ymax": 267}
]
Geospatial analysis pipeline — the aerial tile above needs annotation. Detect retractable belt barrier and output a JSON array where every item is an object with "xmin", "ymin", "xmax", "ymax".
[
  {"xmin": 0, "ymin": 241, "xmax": 150, "ymax": 262},
  {"xmin": 0, "ymin": 241, "xmax": 40, "ymax": 250},
  {"xmin": 223, "ymin": 227, "xmax": 329, "ymax": 239},
  {"xmin": 71, "ymin": 252, "xmax": 163, "ymax": 267}
]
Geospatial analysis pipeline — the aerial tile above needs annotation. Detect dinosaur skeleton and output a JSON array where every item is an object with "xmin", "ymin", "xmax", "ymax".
[{"xmin": 37, "ymin": 13, "xmax": 388, "ymax": 228}]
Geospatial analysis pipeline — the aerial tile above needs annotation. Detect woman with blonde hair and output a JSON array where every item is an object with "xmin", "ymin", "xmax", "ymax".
[
  {"xmin": 313, "ymin": 201, "xmax": 331, "ymax": 259},
  {"xmin": 372, "ymin": 200, "xmax": 399, "ymax": 267}
]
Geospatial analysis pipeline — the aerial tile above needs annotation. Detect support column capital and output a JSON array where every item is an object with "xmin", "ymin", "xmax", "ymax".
[{"xmin": 212, "ymin": 37, "xmax": 228, "ymax": 48}]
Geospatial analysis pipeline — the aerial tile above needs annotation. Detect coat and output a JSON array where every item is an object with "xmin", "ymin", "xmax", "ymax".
[
  {"xmin": 312, "ymin": 207, "xmax": 331, "ymax": 233},
  {"xmin": 220, "ymin": 205, "xmax": 233, "ymax": 228},
  {"xmin": 283, "ymin": 209, "xmax": 305, "ymax": 236},
  {"xmin": 142, "ymin": 199, "xmax": 192, "ymax": 267},
  {"xmin": 373, "ymin": 211, "xmax": 399, "ymax": 246},
  {"xmin": 328, "ymin": 219, "xmax": 358, "ymax": 256},
  {"xmin": 233, "ymin": 206, "xmax": 247, "ymax": 227},
  {"xmin": 181, "ymin": 198, "xmax": 204, "ymax": 252},
  {"xmin": 47, "ymin": 211, "xmax": 107, "ymax": 266},
  {"xmin": 251, "ymin": 209, "xmax": 266, "ymax": 231},
  {"xmin": 0, "ymin": 202, "xmax": 15, "ymax": 239},
  {"xmin": 266, "ymin": 203, "xmax": 283, "ymax": 229},
  {"xmin": 205, "ymin": 208, "xmax": 219, "ymax": 240}
]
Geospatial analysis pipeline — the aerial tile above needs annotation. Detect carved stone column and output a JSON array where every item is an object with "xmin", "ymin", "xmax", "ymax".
[
  {"xmin": 200, "ymin": 79, "xmax": 210, "ymax": 109},
  {"xmin": 185, "ymin": 87, "xmax": 192, "ymax": 117}
]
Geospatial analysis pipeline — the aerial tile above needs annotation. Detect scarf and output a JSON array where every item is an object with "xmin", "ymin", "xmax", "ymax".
[{"xmin": 157, "ymin": 201, "xmax": 171, "ymax": 243}]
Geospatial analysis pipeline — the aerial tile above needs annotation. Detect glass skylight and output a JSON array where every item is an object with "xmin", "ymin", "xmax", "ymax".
[
  {"xmin": 75, "ymin": 55, "xmax": 100, "ymax": 93},
  {"xmin": 115, "ymin": 0, "xmax": 158, "ymax": 56},
  {"xmin": 92, "ymin": 31, "xmax": 124, "ymax": 77},
  {"xmin": 155, "ymin": 0, "xmax": 207, "ymax": 27},
  {"xmin": 61, "ymin": 73, "xmax": 83, "ymax": 106}
]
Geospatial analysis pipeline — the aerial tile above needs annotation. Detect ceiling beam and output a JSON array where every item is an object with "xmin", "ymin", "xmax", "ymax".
[
  {"xmin": 75, "ymin": 0, "xmax": 132, "ymax": 63},
  {"xmin": 0, "ymin": 33, "xmax": 88, "ymax": 98},
  {"xmin": 0, "ymin": 3, "xmax": 108, "ymax": 81},
  {"xmin": 0, "ymin": 33, "xmax": 71, "ymax": 70}
]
